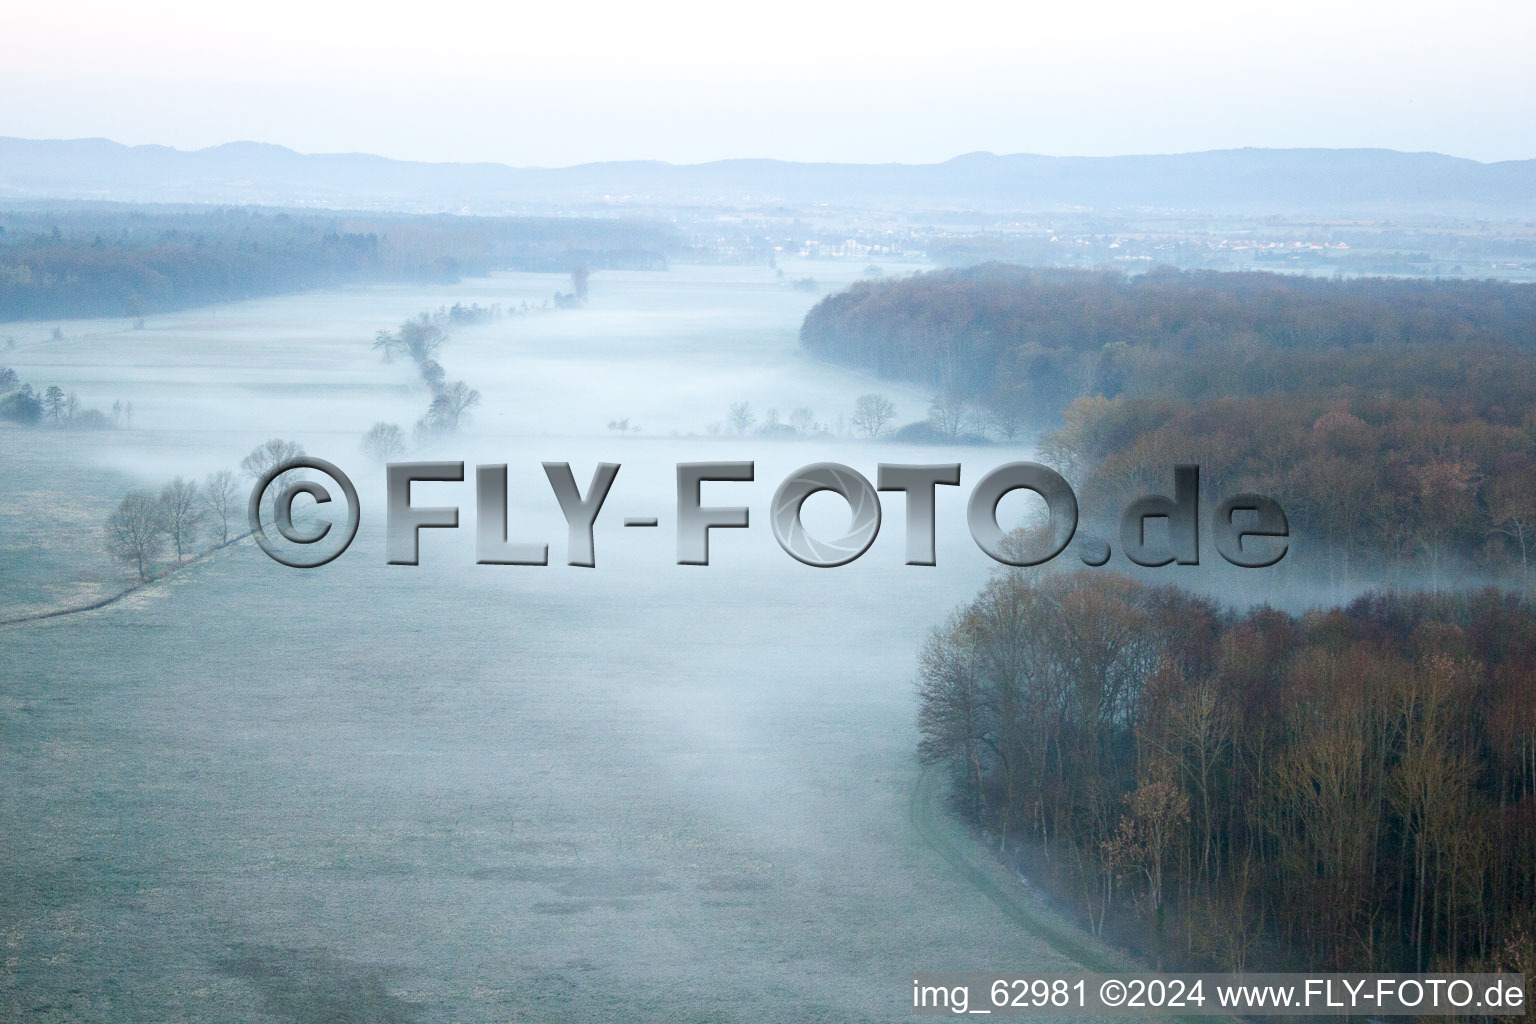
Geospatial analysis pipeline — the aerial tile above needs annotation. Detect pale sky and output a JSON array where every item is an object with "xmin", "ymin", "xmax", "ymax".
[{"xmin": 3, "ymin": 0, "xmax": 1533, "ymax": 165}]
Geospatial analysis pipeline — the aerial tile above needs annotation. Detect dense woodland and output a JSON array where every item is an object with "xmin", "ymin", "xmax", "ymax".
[
  {"xmin": 918, "ymin": 571, "xmax": 1536, "ymax": 979},
  {"xmin": 820, "ymin": 264, "xmax": 1536, "ymax": 982},
  {"xmin": 802, "ymin": 265, "xmax": 1536, "ymax": 578},
  {"xmin": 801, "ymin": 264, "xmax": 1536, "ymax": 412},
  {"xmin": 0, "ymin": 206, "xmax": 679, "ymax": 321}
]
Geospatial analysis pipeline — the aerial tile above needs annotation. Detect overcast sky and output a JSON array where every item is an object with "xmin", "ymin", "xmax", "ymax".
[{"xmin": 4, "ymin": 0, "xmax": 1532, "ymax": 166}]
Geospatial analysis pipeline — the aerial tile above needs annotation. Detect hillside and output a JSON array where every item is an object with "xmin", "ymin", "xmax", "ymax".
[{"xmin": 4, "ymin": 138, "xmax": 1534, "ymax": 215}]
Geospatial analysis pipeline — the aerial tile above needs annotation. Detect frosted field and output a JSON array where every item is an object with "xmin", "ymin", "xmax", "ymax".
[{"xmin": 0, "ymin": 262, "xmax": 1120, "ymax": 1021}]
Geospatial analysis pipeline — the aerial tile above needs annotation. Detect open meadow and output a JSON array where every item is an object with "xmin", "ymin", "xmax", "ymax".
[{"xmin": 0, "ymin": 263, "xmax": 1125, "ymax": 1021}]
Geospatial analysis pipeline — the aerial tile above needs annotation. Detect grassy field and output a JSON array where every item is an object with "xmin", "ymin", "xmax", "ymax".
[{"xmin": 0, "ymin": 264, "xmax": 1128, "ymax": 1021}]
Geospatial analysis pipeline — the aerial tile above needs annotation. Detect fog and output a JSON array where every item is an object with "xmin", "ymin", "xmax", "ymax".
[{"xmin": 0, "ymin": 263, "xmax": 1139, "ymax": 1020}]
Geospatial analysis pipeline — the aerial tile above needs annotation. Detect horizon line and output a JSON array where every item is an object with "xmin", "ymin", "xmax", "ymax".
[{"xmin": 4, "ymin": 135, "xmax": 1531, "ymax": 172}]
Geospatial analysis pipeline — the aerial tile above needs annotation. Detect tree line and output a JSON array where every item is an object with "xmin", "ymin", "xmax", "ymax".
[
  {"xmin": 697, "ymin": 393, "xmax": 898, "ymax": 440},
  {"xmin": 0, "ymin": 206, "xmax": 677, "ymax": 321},
  {"xmin": 801, "ymin": 264, "xmax": 1536, "ymax": 423},
  {"xmin": 1, "ymin": 365, "xmax": 128, "ymax": 428},
  {"xmin": 918, "ymin": 569, "xmax": 1536, "ymax": 980},
  {"xmin": 1038, "ymin": 373, "xmax": 1536, "ymax": 583},
  {"xmin": 801, "ymin": 264, "xmax": 1536, "ymax": 578},
  {"xmin": 103, "ymin": 438, "xmax": 303, "ymax": 580},
  {"xmin": 368, "ymin": 305, "xmax": 492, "ymax": 448}
]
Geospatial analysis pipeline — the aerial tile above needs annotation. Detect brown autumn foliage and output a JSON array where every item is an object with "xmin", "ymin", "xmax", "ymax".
[
  {"xmin": 801, "ymin": 264, "xmax": 1536, "ymax": 576},
  {"xmin": 918, "ymin": 570, "xmax": 1536, "ymax": 975},
  {"xmin": 1040, "ymin": 387, "xmax": 1536, "ymax": 580}
]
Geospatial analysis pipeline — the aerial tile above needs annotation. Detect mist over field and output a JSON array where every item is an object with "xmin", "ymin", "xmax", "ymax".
[
  {"xmin": 1, "ymin": 263, "xmax": 1143, "ymax": 1021},
  {"xmin": 4, "ymin": 166, "xmax": 1536, "ymax": 1018},
  {"xmin": 4, "ymin": 0, "xmax": 1536, "ymax": 1015}
]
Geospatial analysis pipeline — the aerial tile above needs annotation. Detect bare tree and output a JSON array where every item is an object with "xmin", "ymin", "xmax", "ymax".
[
  {"xmin": 988, "ymin": 403, "xmax": 1027, "ymax": 443},
  {"xmin": 851, "ymin": 393, "xmax": 895, "ymax": 440},
  {"xmin": 372, "ymin": 329, "xmax": 405, "ymax": 363},
  {"xmin": 789, "ymin": 407, "xmax": 816, "ymax": 434},
  {"xmin": 240, "ymin": 438, "xmax": 306, "ymax": 522},
  {"xmin": 159, "ymin": 477, "xmax": 204, "ymax": 564},
  {"xmin": 419, "ymin": 360, "xmax": 446, "ymax": 392},
  {"xmin": 429, "ymin": 382, "xmax": 481, "ymax": 432},
  {"xmin": 399, "ymin": 316, "xmax": 445, "ymax": 363},
  {"xmin": 572, "ymin": 265, "xmax": 590, "ymax": 304},
  {"xmin": 928, "ymin": 390, "xmax": 969, "ymax": 440},
  {"xmin": 202, "ymin": 469, "xmax": 241, "ymax": 545},
  {"xmin": 360, "ymin": 422, "xmax": 407, "ymax": 463},
  {"xmin": 241, "ymin": 438, "xmax": 304, "ymax": 480},
  {"xmin": 727, "ymin": 401, "xmax": 755, "ymax": 435},
  {"xmin": 1488, "ymin": 469, "xmax": 1536, "ymax": 572},
  {"xmin": 105, "ymin": 491, "xmax": 166, "ymax": 580}
]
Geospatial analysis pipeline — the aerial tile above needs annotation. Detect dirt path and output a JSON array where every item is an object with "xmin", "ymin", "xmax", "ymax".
[
  {"xmin": 911, "ymin": 765, "xmax": 1242, "ymax": 1024},
  {"xmin": 0, "ymin": 532, "xmax": 251, "ymax": 628},
  {"xmin": 909, "ymin": 763, "xmax": 1130, "ymax": 973}
]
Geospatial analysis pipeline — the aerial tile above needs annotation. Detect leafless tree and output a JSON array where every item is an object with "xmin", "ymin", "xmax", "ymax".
[
  {"xmin": 851, "ymin": 393, "xmax": 895, "ymax": 440},
  {"xmin": 789, "ymin": 407, "xmax": 816, "ymax": 434},
  {"xmin": 727, "ymin": 401, "xmax": 755, "ymax": 435},
  {"xmin": 202, "ymin": 469, "xmax": 241, "ymax": 545},
  {"xmin": 399, "ymin": 316, "xmax": 445, "ymax": 363},
  {"xmin": 419, "ymin": 360, "xmax": 446, "ymax": 392},
  {"xmin": 989, "ymin": 403, "xmax": 1027, "ymax": 443},
  {"xmin": 372, "ymin": 329, "xmax": 405, "ymax": 363},
  {"xmin": 429, "ymin": 382, "xmax": 480, "ymax": 432},
  {"xmin": 105, "ymin": 491, "xmax": 166, "ymax": 580},
  {"xmin": 360, "ymin": 422, "xmax": 407, "ymax": 463},
  {"xmin": 159, "ymin": 476, "xmax": 204, "ymax": 564},
  {"xmin": 928, "ymin": 390, "xmax": 969, "ymax": 440},
  {"xmin": 1488, "ymin": 469, "xmax": 1536, "ymax": 572},
  {"xmin": 240, "ymin": 438, "xmax": 306, "ymax": 522}
]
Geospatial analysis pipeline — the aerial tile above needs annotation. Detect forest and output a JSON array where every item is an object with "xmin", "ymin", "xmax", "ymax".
[
  {"xmin": 800, "ymin": 264, "xmax": 1536, "ymax": 412},
  {"xmin": 918, "ymin": 571, "xmax": 1536, "ymax": 980},
  {"xmin": 801, "ymin": 265, "xmax": 1536, "ymax": 579},
  {"xmin": 818, "ymin": 263, "xmax": 1536, "ymax": 980},
  {"xmin": 0, "ymin": 205, "xmax": 680, "ymax": 321}
]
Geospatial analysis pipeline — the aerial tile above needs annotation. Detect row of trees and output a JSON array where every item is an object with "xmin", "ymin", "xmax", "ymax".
[
  {"xmin": 918, "ymin": 570, "xmax": 1536, "ymax": 979},
  {"xmin": 103, "ymin": 438, "xmax": 302, "ymax": 580},
  {"xmin": 701, "ymin": 396, "xmax": 898, "ymax": 441},
  {"xmin": 0, "ymin": 366, "xmax": 128, "ymax": 428},
  {"xmin": 0, "ymin": 208, "xmax": 675, "ymax": 321},
  {"xmin": 703, "ymin": 393, "xmax": 1018, "ymax": 445},
  {"xmin": 370, "ymin": 309, "xmax": 483, "ymax": 444}
]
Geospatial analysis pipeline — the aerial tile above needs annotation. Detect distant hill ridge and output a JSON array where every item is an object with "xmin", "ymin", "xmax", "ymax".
[{"xmin": 1, "ymin": 136, "xmax": 1533, "ymax": 215}]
